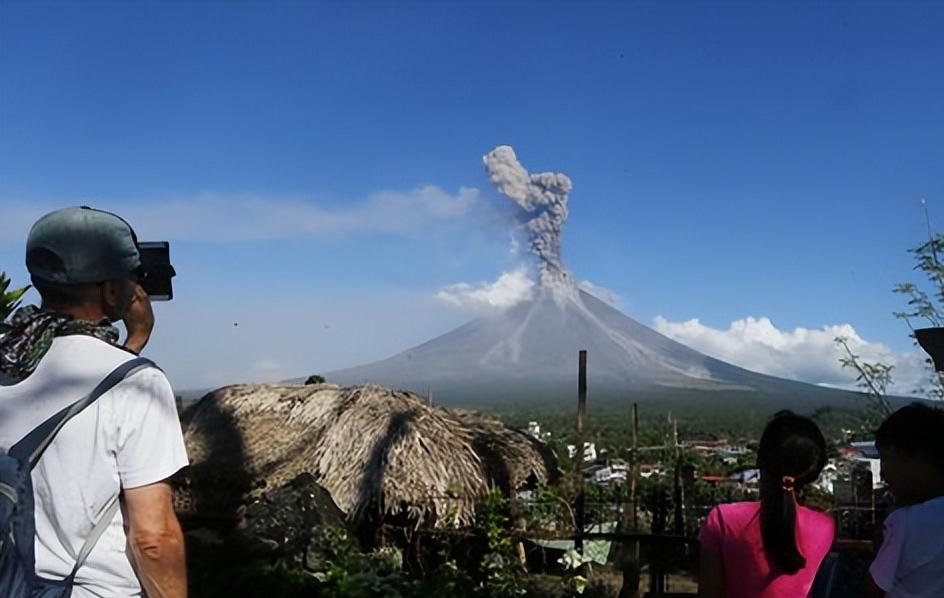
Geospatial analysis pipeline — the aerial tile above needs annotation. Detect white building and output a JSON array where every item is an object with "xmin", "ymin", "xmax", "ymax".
[
  {"xmin": 729, "ymin": 468, "xmax": 760, "ymax": 485},
  {"xmin": 527, "ymin": 421, "xmax": 541, "ymax": 439},
  {"xmin": 592, "ymin": 466, "xmax": 628, "ymax": 485},
  {"xmin": 842, "ymin": 442, "xmax": 883, "ymax": 489},
  {"xmin": 815, "ymin": 463, "xmax": 839, "ymax": 494},
  {"xmin": 566, "ymin": 442, "xmax": 597, "ymax": 462},
  {"xmin": 639, "ymin": 464, "xmax": 665, "ymax": 479}
]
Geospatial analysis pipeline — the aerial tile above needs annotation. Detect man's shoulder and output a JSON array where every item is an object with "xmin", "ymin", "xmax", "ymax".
[
  {"xmin": 52, "ymin": 334, "xmax": 135, "ymax": 364},
  {"xmin": 46, "ymin": 336, "xmax": 169, "ymax": 394}
]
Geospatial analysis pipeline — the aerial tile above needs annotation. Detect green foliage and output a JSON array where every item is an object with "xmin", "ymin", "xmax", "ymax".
[
  {"xmin": 893, "ymin": 234, "xmax": 944, "ymax": 328},
  {"xmin": 834, "ymin": 335, "xmax": 894, "ymax": 419},
  {"xmin": 475, "ymin": 489, "xmax": 526, "ymax": 597},
  {"xmin": 306, "ymin": 374, "xmax": 327, "ymax": 385},
  {"xmin": 188, "ymin": 554, "xmax": 322, "ymax": 598},
  {"xmin": 836, "ymin": 230, "xmax": 944, "ymax": 407},
  {"xmin": 892, "ymin": 232, "xmax": 944, "ymax": 399},
  {"xmin": 267, "ymin": 507, "xmax": 526, "ymax": 598},
  {"xmin": 800, "ymin": 483, "xmax": 833, "ymax": 512},
  {"xmin": 524, "ymin": 484, "xmax": 575, "ymax": 531},
  {"xmin": 479, "ymin": 490, "xmax": 514, "ymax": 555},
  {"xmin": 310, "ymin": 527, "xmax": 416, "ymax": 597},
  {"xmin": 557, "ymin": 549, "xmax": 592, "ymax": 595},
  {"xmin": 238, "ymin": 561, "xmax": 322, "ymax": 596},
  {"xmin": 0, "ymin": 272, "xmax": 29, "ymax": 321}
]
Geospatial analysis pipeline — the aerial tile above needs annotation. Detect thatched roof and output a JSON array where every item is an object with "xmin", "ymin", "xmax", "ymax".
[
  {"xmin": 179, "ymin": 383, "xmax": 553, "ymax": 528},
  {"xmin": 451, "ymin": 409, "xmax": 558, "ymax": 490}
]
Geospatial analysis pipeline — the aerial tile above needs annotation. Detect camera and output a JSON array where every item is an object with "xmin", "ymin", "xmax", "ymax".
[{"xmin": 136, "ymin": 242, "xmax": 176, "ymax": 301}]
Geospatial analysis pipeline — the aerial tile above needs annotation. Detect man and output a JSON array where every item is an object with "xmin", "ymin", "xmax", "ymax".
[{"xmin": 0, "ymin": 207, "xmax": 188, "ymax": 597}]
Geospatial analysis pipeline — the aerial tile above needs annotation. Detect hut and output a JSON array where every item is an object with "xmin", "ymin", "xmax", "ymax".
[
  {"xmin": 451, "ymin": 409, "xmax": 559, "ymax": 491},
  {"xmin": 177, "ymin": 383, "xmax": 554, "ymax": 532}
]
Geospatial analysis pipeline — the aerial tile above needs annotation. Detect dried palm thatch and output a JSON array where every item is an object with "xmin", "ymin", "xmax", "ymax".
[
  {"xmin": 308, "ymin": 385, "xmax": 487, "ymax": 527},
  {"xmin": 451, "ymin": 409, "xmax": 559, "ymax": 491},
  {"xmin": 176, "ymin": 383, "xmax": 346, "ymax": 520},
  {"xmin": 179, "ymin": 383, "xmax": 551, "ymax": 529}
]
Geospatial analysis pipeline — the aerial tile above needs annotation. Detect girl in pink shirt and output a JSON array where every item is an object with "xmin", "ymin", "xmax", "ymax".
[{"xmin": 698, "ymin": 411, "xmax": 835, "ymax": 598}]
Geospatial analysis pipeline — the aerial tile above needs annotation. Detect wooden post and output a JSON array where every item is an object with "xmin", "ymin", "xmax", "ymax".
[
  {"xmin": 672, "ymin": 415, "xmax": 685, "ymax": 536},
  {"xmin": 630, "ymin": 402, "xmax": 639, "ymax": 530},
  {"xmin": 618, "ymin": 401, "xmax": 641, "ymax": 598},
  {"xmin": 575, "ymin": 350, "xmax": 587, "ymax": 553}
]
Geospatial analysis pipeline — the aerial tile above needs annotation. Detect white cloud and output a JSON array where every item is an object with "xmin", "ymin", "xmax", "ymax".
[
  {"xmin": 435, "ymin": 268, "xmax": 536, "ymax": 313},
  {"xmin": 578, "ymin": 280, "xmax": 622, "ymax": 307},
  {"xmin": 652, "ymin": 315, "xmax": 930, "ymax": 396},
  {"xmin": 0, "ymin": 185, "xmax": 480, "ymax": 243}
]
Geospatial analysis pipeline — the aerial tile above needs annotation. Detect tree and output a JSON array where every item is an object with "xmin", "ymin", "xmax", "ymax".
[
  {"xmin": 834, "ymin": 335, "xmax": 894, "ymax": 419},
  {"xmin": 0, "ymin": 272, "xmax": 29, "ymax": 322},
  {"xmin": 837, "ymin": 230, "xmax": 944, "ymax": 410},
  {"xmin": 305, "ymin": 374, "xmax": 326, "ymax": 385},
  {"xmin": 892, "ymin": 232, "xmax": 944, "ymax": 399}
]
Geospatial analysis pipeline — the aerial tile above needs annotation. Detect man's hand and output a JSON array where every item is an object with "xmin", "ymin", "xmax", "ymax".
[
  {"xmin": 124, "ymin": 283, "xmax": 154, "ymax": 354},
  {"xmin": 124, "ymin": 482, "xmax": 187, "ymax": 598}
]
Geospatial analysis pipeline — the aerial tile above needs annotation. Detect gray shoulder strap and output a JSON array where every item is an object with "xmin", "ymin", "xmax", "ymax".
[
  {"xmin": 10, "ymin": 357, "xmax": 157, "ymax": 467},
  {"xmin": 71, "ymin": 494, "xmax": 121, "ymax": 577}
]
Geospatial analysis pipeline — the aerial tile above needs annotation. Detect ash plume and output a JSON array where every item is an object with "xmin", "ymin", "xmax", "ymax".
[{"xmin": 482, "ymin": 146, "xmax": 574, "ymax": 294}]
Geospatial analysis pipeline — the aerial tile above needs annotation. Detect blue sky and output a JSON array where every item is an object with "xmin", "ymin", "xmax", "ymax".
[{"xmin": 2, "ymin": 1, "xmax": 943, "ymax": 392}]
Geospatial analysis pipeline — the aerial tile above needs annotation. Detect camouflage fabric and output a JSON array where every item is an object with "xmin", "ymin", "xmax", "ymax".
[{"xmin": 0, "ymin": 305, "xmax": 120, "ymax": 382}]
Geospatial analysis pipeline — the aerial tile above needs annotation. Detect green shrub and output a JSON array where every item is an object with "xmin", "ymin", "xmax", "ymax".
[{"xmin": 0, "ymin": 272, "xmax": 29, "ymax": 321}]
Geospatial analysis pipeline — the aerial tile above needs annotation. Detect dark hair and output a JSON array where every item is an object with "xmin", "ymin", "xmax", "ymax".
[
  {"xmin": 876, "ymin": 403, "xmax": 944, "ymax": 474},
  {"xmin": 757, "ymin": 410, "xmax": 827, "ymax": 574},
  {"xmin": 31, "ymin": 276, "xmax": 100, "ymax": 307}
]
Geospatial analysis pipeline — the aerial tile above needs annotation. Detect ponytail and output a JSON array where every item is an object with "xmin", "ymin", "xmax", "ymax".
[
  {"xmin": 757, "ymin": 412, "xmax": 826, "ymax": 575},
  {"xmin": 759, "ymin": 474, "xmax": 805, "ymax": 573}
]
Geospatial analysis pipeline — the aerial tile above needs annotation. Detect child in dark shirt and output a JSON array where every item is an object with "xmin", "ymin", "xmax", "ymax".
[{"xmin": 869, "ymin": 403, "xmax": 944, "ymax": 598}]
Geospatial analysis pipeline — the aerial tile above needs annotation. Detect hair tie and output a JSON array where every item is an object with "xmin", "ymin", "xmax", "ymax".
[{"xmin": 781, "ymin": 475, "xmax": 796, "ymax": 492}]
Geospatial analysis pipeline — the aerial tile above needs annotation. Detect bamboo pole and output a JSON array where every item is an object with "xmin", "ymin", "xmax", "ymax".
[
  {"xmin": 575, "ymin": 350, "xmax": 587, "ymax": 553},
  {"xmin": 672, "ymin": 415, "xmax": 685, "ymax": 536},
  {"xmin": 630, "ymin": 402, "xmax": 639, "ymax": 530}
]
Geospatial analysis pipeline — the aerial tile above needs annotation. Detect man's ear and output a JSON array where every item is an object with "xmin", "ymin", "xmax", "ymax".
[{"xmin": 100, "ymin": 280, "xmax": 120, "ymax": 312}]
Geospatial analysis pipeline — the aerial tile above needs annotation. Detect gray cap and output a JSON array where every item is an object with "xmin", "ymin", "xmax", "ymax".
[{"xmin": 26, "ymin": 206, "xmax": 141, "ymax": 284}]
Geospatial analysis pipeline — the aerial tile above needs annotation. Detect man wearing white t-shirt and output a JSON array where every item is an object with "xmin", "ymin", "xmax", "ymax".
[
  {"xmin": 0, "ymin": 207, "xmax": 188, "ymax": 597},
  {"xmin": 868, "ymin": 403, "xmax": 944, "ymax": 598}
]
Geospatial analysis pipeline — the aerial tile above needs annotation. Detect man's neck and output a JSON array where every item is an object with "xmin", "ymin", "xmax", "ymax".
[{"xmin": 41, "ymin": 303, "xmax": 108, "ymax": 324}]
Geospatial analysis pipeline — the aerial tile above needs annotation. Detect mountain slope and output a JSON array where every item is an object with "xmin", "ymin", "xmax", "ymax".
[{"xmin": 325, "ymin": 289, "xmax": 856, "ymax": 405}]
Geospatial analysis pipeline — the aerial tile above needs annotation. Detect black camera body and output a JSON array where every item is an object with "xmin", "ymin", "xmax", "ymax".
[{"xmin": 137, "ymin": 242, "xmax": 176, "ymax": 301}]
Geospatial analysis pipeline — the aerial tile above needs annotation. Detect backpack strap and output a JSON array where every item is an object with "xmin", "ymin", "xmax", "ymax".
[
  {"xmin": 9, "ymin": 357, "xmax": 156, "ymax": 467},
  {"xmin": 69, "ymin": 493, "xmax": 120, "ymax": 578},
  {"xmin": 8, "ymin": 357, "xmax": 158, "ymax": 582}
]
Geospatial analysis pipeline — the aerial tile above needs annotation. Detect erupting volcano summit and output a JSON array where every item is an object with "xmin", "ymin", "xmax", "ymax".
[{"xmin": 327, "ymin": 147, "xmax": 853, "ymax": 406}]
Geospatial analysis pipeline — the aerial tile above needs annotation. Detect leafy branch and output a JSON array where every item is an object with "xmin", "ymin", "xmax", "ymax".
[
  {"xmin": 834, "ymin": 336, "xmax": 894, "ymax": 417},
  {"xmin": 891, "ymin": 231, "xmax": 944, "ymax": 399},
  {"xmin": 893, "ymin": 234, "xmax": 944, "ymax": 328},
  {"xmin": 0, "ymin": 272, "xmax": 30, "ymax": 322}
]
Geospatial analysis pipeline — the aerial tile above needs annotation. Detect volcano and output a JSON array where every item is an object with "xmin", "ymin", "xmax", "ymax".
[
  {"xmin": 326, "ymin": 288, "xmax": 855, "ymax": 406},
  {"xmin": 328, "ymin": 146, "xmax": 857, "ymax": 407}
]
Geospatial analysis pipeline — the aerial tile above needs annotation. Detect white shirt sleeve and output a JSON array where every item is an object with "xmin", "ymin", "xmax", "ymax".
[
  {"xmin": 111, "ymin": 367, "xmax": 189, "ymax": 489},
  {"xmin": 870, "ymin": 508, "xmax": 907, "ymax": 592}
]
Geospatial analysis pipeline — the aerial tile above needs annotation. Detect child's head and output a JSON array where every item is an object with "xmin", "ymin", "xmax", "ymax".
[
  {"xmin": 756, "ymin": 411, "xmax": 827, "ymax": 573},
  {"xmin": 875, "ymin": 403, "xmax": 944, "ymax": 506},
  {"xmin": 757, "ymin": 410, "xmax": 827, "ymax": 490}
]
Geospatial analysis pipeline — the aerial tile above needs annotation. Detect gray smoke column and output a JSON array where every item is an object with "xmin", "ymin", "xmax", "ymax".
[{"xmin": 482, "ymin": 145, "xmax": 574, "ymax": 293}]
